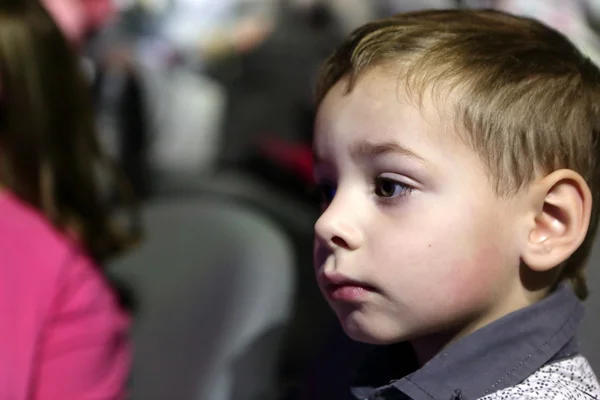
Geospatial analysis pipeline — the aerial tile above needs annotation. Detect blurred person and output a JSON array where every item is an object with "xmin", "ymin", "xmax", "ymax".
[
  {"xmin": 43, "ymin": 0, "xmax": 116, "ymax": 46},
  {"xmin": 312, "ymin": 8, "xmax": 600, "ymax": 400},
  {"xmin": 462, "ymin": 0, "xmax": 600, "ymax": 65},
  {"xmin": 289, "ymin": 0, "xmax": 376, "ymax": 34},
  {"xmin": 377, "ymin": 0, "xmax": 457, "ymax": 15},
  {"xmin": 41, "ymin": 0, "xmax": 152, "ymax": 199},
  {"xmin": 161, "ymin": 0, "xmax": 278, "ymax": 64},
  {"xmin": 204, "ymin": 0, "xmax": 342, "ymax": 178},
  {"xmin": 0, "ymin": 0, "xmax": 138, "ymax": 399}
]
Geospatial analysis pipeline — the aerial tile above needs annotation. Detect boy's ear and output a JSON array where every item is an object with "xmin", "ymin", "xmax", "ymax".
[{"xmin": 521, "ymin": 169, "xmax": 592, "ymax": 272}]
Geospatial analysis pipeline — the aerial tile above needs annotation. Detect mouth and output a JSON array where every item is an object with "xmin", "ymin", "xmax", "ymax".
[{"xmin": 320, "ymin": 273, "xmax": 377, "ymax": 302}]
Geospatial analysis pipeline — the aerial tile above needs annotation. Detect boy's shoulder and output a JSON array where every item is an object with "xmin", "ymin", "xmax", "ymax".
[{"xmin": 481, "ymin": 355, "xmax": 600, "ymax": 400}]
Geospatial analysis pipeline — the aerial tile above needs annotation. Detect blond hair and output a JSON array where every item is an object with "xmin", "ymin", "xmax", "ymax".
[{"xmin": 316, "ymin": 9, "xmax": 600, "ymax": 299}]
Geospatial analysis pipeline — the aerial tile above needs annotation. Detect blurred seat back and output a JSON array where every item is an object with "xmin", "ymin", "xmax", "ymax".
[
  {"xmin": 153, "ymin": 170, "xmax": 335, "ymax": 397},
  {"xmin": 110, "ymin": 196, "xmax": 295, "ymax": 400}
]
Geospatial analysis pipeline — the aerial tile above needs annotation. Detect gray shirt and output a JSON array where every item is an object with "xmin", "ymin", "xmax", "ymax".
[{"xmin": 351, "ymin": 284, "xmax": 599, "ymax": 400}]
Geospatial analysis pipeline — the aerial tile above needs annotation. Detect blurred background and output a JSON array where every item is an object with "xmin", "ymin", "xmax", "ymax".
[{"xmin": 51, "ymin": 0, "xmax": 600, "ymax": 398}]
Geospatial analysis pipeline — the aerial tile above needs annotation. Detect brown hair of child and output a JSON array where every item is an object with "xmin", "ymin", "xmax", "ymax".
[
  {"xmin": 0, "ymin": 0, "xmax": 140, "ymax": 264},
  {"xmin": 316, "ymin": 9, "xmax": 600, "ymax": 299}
]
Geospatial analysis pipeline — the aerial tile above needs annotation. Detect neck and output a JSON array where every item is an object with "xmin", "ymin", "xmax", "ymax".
[
  {"xmin": 411, "ymin": 284, "xmax": 548, "ymax": 366},
  {"xmin": 411, "ymin": 332, "xmax": 454, "ymax": 366}
]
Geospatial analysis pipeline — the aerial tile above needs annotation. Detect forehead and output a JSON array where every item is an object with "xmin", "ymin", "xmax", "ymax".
[{"xmin": 313, "ymin": 67, "xmax": 461, "ymax": 164}]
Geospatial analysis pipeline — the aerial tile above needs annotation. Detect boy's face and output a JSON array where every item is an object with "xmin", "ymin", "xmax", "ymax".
[{"xmin": 313, "ymin": 68, "xmax": 528, "ymax": 345}]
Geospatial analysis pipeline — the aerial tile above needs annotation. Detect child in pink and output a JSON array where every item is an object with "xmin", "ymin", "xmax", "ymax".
[
  {"xmin": 0, "ymin": 1, "xmax": 137, "ymax": 398},
  {"xmin": 42, "ymin": 0, "xmax": 115, "ymax": 46},
  {"xmin": 0, "ymin": 192, "xmax": 130, "ymax": 399}
]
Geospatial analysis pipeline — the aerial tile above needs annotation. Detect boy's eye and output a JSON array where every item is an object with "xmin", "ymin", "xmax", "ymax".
[
  {"xmin": 374, "ymin": 177, "xmax": 413, "ymax": 198},
  {"xmin": 317, "ymin": 183, "xmax": 336, "ymax": 204}
]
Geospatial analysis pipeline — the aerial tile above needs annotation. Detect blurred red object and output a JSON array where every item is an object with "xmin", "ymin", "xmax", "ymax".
[
  {"xmin": 43, "ymin": 0, "xmax": 115, "ymax": 46},
  {"xmin": 261, "ymin": 138, "xmax": 314, "ymax": 185}
]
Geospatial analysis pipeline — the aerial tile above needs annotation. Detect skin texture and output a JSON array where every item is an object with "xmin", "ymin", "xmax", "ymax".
[{"xmin": 312, "ymin": 67, "xmax": 591, "ymax": 363}]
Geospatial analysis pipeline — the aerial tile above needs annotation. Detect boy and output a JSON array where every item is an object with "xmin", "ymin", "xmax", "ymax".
[{"xmin": 312, "ymin": 9, "xmax": 600, "ymax": 400}]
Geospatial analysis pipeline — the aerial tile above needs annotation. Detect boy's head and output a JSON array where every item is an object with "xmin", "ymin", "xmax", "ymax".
[{"xmin": 313, "ymin": 9, "xmax": 600, "ymax": 350}]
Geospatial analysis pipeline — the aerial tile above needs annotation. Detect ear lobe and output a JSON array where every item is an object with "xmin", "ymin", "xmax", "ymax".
[{"xmin": 522, "ymin": 170, "xmax": 592, "ymax": 272}]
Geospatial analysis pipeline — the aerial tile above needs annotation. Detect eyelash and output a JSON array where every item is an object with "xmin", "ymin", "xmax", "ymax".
[
  {"xmin": 372, "ymin": 176, "xmax": 414, "ymax": 204},
  {"xmin": 316, "ymin": 177, "xmax": 414, "ymax": 206}
]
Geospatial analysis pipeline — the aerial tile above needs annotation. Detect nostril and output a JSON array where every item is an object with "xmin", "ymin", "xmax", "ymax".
[{"xmin": 332, "ymin": 236, "xmax": 347, "ymax": 248}]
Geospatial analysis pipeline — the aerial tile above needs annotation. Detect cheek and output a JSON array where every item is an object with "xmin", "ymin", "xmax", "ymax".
[
  {"xmin": 420, "ymin": 214, "xmax": 515, "ymax": 308},
  {"xmin": 378, "ymin": 204, "xmax": 512, "ymax": 299},
  {"xmin": 444, "ymin": 245, "xmax": 507, "ymax": 303}
]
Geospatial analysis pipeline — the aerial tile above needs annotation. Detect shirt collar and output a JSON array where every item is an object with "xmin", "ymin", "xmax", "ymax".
[{"xmin": 351, "ymin": 283, "xmax": 584, "ymax": 400}]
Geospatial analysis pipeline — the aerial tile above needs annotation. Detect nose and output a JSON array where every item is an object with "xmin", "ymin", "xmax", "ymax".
[{"xmin": 314, "ymin": 198, "xmax": 363, "ymax": 251}]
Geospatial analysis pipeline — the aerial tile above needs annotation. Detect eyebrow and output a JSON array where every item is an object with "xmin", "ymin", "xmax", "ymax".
[{"xmin": 349, "ymin": 140, "xmax": 426, "ymax": 163}]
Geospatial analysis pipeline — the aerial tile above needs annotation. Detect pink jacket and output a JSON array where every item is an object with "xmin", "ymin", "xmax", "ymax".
[
  {"xmin": 0, "ymin": 192, "xmax": 130, "ymax": 399},
  {"xmin": 42, "ymin": 0, "xmax": 115, "ymax": 45}
]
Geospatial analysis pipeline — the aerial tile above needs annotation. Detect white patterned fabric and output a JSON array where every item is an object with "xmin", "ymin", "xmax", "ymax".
[{"xmin": 480, "ymin": 356, "xmax": 600, "ymax": 400}]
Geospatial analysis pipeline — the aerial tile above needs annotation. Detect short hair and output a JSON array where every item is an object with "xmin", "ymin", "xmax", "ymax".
[{"xmin": 315, "ymin": 9, "xmax": 600, "ymax": 299}]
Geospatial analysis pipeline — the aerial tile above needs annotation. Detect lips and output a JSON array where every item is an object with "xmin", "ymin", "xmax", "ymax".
[{"xmin": 320, "ymin": 272, "xmax": 377, "ymax": 302}]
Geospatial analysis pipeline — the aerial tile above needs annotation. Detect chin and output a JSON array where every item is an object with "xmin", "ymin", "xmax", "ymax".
[{"xmin": 338, "ymin": 312, "xmax": 409, "ymax": 345}]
